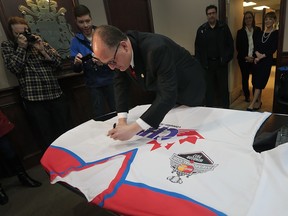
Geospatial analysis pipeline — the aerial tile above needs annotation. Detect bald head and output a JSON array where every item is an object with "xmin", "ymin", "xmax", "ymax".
[
  {"xmin": 93, "ymin": 25, "xmax": 127, "ymax": 48},
  {"xmin": 92, "ymin": 25, "xmax": 132, "ymax": 71}
]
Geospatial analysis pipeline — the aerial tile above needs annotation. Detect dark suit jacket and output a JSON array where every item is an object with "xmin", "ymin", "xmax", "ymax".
[
  {"xmin": 114, "ymin": 31, "xmax": 205, "ymax": 128},
  {"xmin": 236, "ymin": 26, "xmax": 261, "ymax": 62}
]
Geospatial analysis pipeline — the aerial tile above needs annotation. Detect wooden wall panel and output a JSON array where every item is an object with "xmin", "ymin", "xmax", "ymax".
[
  {"xmin": 103, "ymin": 0, "xmax": 154, "ymax": 32},
  {"xmin": 0, "ymin": 88, "xmax": 43, "ymax": 176}
]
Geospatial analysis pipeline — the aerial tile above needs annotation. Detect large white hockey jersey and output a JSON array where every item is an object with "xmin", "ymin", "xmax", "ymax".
[{"xmin": 41, "ymin": 105, "xmax": 288, "ymax": 216}]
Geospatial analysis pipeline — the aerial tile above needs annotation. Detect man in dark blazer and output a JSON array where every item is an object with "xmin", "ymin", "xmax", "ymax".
[
  {"xmin": 92, "ymin": 25, "xmax": 206, "ymax": 141},
  {"xmin": 195, "ymin": 5, "xmax": 234, "ymax": 108}
]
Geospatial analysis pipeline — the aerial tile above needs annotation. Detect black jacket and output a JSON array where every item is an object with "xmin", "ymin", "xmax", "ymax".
[
  {"xmin": 236, "ymin": 26, "xmax": 261, "ymax": 62},
  {"xmin": 195, "ymin": 21, "xmax": 234, "ymax": 69},
  {"xmin": 114, "ymin": 31, "xmax": 206, "ymax": 128}
]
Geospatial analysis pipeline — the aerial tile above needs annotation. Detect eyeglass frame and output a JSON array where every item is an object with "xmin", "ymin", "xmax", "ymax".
[{"xmin": 94, "ymin": 42, "xmax": 120, "ymax": 66}]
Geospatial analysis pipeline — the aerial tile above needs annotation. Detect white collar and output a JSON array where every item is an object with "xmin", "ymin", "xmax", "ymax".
[{"xmin": 130, "ymin": 48, "xmax": 135, "ymax": 68}]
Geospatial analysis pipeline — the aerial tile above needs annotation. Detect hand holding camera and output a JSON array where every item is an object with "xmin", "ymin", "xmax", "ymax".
[
  {"xmin": 21, "ymin": 32, "xmax": 51, "ymax": 60},
  {"xmin": 22, "ymin": 30, "xmax": 38, "ymax": 43},
  {"xmin": 74, "ymin": 53, "xmax": 83, "ymax": 65},
  {"xmin": 17, "ymin": 33, "xmax": 29, "ymax": 49},
  {"xmin": 81, "ymin": 54, "xmax": 93, "ymax": 62},
  {"xmin": 32, "ymin": 36, "xmax": 45, "ymax": 53},
  {"xmin": 17, "ymin": 29, "xmax": 40, "ymax": 49},
  {"xmin": 74, "ymin": 53, "xmax": 95, "ymax": 65}
]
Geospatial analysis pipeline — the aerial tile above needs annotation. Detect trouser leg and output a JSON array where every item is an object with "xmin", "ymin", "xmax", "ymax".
[
  {"xmin": 23, "ymin": 99, "xmax": 55, "ymax": 147},
  {"xmin": 206, "ymin": 61, "xmax": 218, "ymax": 107},
  {"xmin": 49, "ymin": 94, "xmax": 70, "ymax": 139},
  {"xmin": 0, "ymin": 135, "xmax": 24, "ymax": 174},
  {"xmin": 239, "ymin": 61, "xmax": 251, "ymax": 98},
  {"xmin": 216, "ymin": 64, "xmax": 229, "ymax": 108},
  {"xmin": 89, "ymin": 87, "xmax": 105, "ymax": 119},
  {"xmin": 103, "ymin": 84, "xmax": 116, "ymax": 112}
]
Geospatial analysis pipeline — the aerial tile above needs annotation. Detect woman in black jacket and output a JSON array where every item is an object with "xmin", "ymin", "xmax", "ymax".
[
  {"xmin": 247, "ymin": 12, "xmax": 278, "ymax": 111},
  {"xmin": 236, "ymin": 11, "xmax": 261, "ymax": 102}
]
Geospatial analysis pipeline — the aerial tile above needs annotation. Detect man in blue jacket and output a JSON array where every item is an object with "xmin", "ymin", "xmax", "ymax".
[
  {"xmin": 195, "ymin": 5, "xmax": 234, "ymax": 109},
  {"xmin": 70, "ymin": 5, "xmax": 115, "ymax": 119}
]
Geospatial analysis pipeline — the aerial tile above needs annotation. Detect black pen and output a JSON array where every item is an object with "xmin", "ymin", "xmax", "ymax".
[{"xmin": 113, "ymin": 123, "xmax": 116, "ymax": 129}]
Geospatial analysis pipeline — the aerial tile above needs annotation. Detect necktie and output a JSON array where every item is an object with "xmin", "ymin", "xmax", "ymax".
[{"xmin": 129, "ymin": 65, "xmax": 136, "ymax": 79}]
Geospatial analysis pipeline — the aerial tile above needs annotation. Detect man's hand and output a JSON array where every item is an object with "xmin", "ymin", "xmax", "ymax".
[
  {"xmin": 107, "ymin": 121, "xmax": 142, "ymax": 141},
  {"xmin": 74, "ymin": 53, "xmax": 83, "ymax": 65}
]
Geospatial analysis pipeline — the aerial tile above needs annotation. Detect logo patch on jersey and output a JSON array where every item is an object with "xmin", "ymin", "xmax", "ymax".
[
  {"xmin": 167, "ymin": 152, "xmax": 218, "ymax": 184},
  {"xmin": 137, "ymin": 124, "xmax": 204, "ymax": 151}
]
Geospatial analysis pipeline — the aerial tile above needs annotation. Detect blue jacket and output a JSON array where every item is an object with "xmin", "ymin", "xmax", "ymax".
[{"xmin": 70, "ymin": 30, "xmax": 114, "ymax": 88}]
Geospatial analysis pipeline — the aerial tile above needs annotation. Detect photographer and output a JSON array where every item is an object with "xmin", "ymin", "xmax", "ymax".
[
  {"xmin": 1, "ymin": 16, "xmax": 70, "ymax": 148},
  {"xmin": 71, "ymin": 5, "xmax": 115, "ymax": 119}
]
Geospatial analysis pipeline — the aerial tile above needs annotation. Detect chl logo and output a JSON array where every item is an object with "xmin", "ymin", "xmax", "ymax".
[
  {"xmin": 137, "ymin": 124, "xmax": 204, "ymax": 151},
  {"xmin": 167, "ymin": 152, "xmax": 218, "ymax": 184}
]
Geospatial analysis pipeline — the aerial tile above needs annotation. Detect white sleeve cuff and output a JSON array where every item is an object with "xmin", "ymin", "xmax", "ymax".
[
  {"xmin": 136, "ymin": 118, "xmax": 151, "ymax": 130},
  {"xmin": 117, "ymin": 112, "xmax": 127, "ymax": 119}
]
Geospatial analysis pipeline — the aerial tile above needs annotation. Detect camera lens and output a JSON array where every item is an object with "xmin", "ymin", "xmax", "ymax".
[{"xmin": 23, "ymin": 30, "xmax": 37, "ymax": 43}]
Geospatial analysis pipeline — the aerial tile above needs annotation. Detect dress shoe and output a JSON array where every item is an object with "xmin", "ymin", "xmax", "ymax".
[
  {"xmin": 17, "ymin": 172, "xmax": 42, "ymax": 187},
  {"xmin": 0, "ymin": 185, "xmax": 8, "ymax": 205},
  {"xmin": 253, "ymin": 102, "xmax": 262, "ymax": 111}
]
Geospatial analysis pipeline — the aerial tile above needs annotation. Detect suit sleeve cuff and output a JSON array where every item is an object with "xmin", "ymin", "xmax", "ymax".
[{"xmin": 136, "ymin": 118, "xmax": 151, "ymax": 130}]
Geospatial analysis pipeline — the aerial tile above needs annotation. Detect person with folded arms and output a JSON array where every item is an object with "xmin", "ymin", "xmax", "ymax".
[{"xmin": 246, "ymin": 12, "xmax": 278, "ymax": 111}]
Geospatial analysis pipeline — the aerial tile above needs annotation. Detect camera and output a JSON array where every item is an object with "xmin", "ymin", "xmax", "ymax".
[
  {"xmin": 22, "ymin": 30, "xmax": 38, "ymax": 43},
  {"xmin": 81, "ymin": 54, "xmax": 93, "ymax": 62}
]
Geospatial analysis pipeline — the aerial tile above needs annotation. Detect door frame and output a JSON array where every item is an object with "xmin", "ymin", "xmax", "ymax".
[{"xmin": 219, "ymin": 0, "xmax": 287, "ymax": 113}]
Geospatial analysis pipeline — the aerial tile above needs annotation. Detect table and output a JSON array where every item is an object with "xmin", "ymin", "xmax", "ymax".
[{"xmin": 41, "ymin": 105, "xmax": 288, "ymax": 216}]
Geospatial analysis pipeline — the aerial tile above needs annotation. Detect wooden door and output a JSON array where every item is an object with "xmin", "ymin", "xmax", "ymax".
[
  {"xmin": 103, "ymin": 0, "xmax": 154, "ymax": 32},
  {"xmin": 103, "ymin": 0, "xmax": 156, "ymax": 108}
]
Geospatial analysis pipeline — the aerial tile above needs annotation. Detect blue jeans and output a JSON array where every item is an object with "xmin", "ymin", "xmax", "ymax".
[{"xmin": 89, "ymin": 84, "xmax": 116, "ymax": 119}]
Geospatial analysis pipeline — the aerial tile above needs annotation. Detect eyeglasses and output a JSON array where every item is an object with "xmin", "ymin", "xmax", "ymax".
[
  {"xmin": 94, "ymin": 43, "xmax": 120, "ymax": 66},
  {"xmin": 107, "ymin": 43, "xmax": 120, "ymax": 66}
]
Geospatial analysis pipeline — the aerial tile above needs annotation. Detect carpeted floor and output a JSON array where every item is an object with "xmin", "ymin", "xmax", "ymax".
[
  {"xmin": 0, "ymin": 165, "xmax": 118, "ymax": 216},
  {"xmin": 230, "ymin": 66, "xmax": 275, "ymax": 112}
]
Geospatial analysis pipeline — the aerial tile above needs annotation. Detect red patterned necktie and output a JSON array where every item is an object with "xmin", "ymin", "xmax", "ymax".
[{"xmin": 129, "ymin": 65, "xmax": 136, "ymax": 79}]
